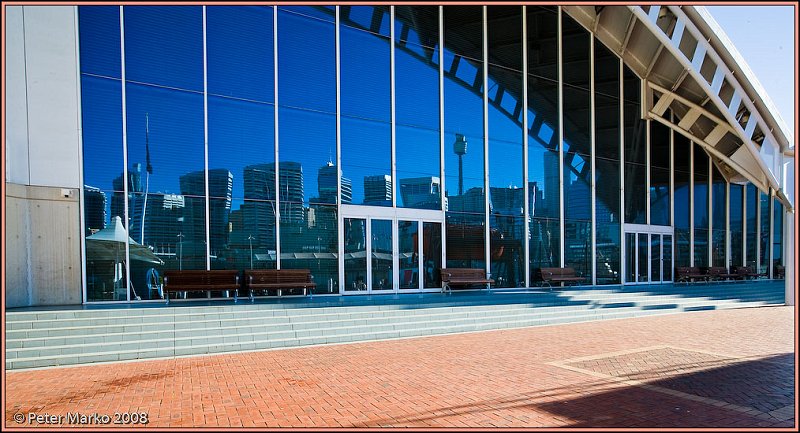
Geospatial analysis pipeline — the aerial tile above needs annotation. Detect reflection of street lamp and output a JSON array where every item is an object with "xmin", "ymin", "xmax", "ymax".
[
  {"xmin": 248, "ymin": 234, "xmax": 254, "ymax": 270},
  {"xmin": 177, "ymin": 232, "xmax": 185, "ymax": 270},
  {"xmin": 453, "ymin": 134, "xmax": 467, "ymax": 196}
]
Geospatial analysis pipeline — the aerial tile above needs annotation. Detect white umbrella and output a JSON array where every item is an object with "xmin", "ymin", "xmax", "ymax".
[{"xmin": 86, "ymin": 216, "xmax": 163, "ymax": 265}]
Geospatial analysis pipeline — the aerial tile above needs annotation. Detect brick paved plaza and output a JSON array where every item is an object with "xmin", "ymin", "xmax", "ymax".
[{"xmin": 4, "ymin": 306, "xmax": 795, "ymax": 429}]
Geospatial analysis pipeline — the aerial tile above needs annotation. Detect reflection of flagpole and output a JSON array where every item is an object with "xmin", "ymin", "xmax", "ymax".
[{"xmin": 141, "ymin": 113, "xmax": 152, "ymax": 244}]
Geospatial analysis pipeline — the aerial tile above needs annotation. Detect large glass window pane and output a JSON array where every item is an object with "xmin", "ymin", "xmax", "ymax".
[
  {"xmin": 78, "ymin": 6, "xmax": 121, "ymax": 78},
  {"xmin": 650, "ymin": 121, "xmax": 671, "ymax": 226},
  {"xmin": 341, "ymin": 10, "xmax": 392, "ymax": 206},
  {"xmin": 124, "ymin": 6, "xmax": 203, "ymax": 91},
  {"xmin": 673, "ymin": 134, "xmax": 691, "ymax": 267},
  {"xmin": 487, "ymin": 6, "xmax": 525, "ymax": 288},
  {"xmin": 594, "ymin": 40, "xmax": 621, "ymax": 285},
  {"xmin": 638, "ymin": 233, "xmax": 649, "ymax": 283},
  {"xmin": 693, "ymin": 144, "xmax": 709, "ymax": 267},
  {"xmin": 651, "ymin": 235, "xmax": 661, "ymax": 282},
  {"xmin": 730, "ymin": 184, "xmax": 744, "ymax": 268},
  {"xmin": 773, "ymin": 199, "xmax": 783, "ymax": 277},
  {"xmin": 399, "ymin": 221, "xmax": 419, "ymax": 289},
  {"xmin": 623, "ymin": 66, "xmax": 646, "ymax": 224},
  {"xmin": 561, "ymin": 13, "xmax": 592, "ymax": 282},
  {"xmin": 371, "ymin": 219, "xmax": 393, "ymax": 289},
  {"xmin": 395, "ymin": 6, "xmax": 441, "ymax": 210},
  {"xmin": 759, "ymin": 190, "xmax": 770, "ymax": 273},
  {"xmin": 423, "ymin": 222, "xmax": 443, "ymax": 288},
  {"xmin": 745, "ymin": 184, "xmax": 758, "ymax": 268},
  {"xmin": 206, "ymin": 8, "xmax": 276, "ymax": 273},
  {"xmin": 711, "ymin": 165, "xmax": 727, "ymax": 267},
  {"xmin": 527, "ymin": 6, "xmax": 560, "ymax": 281},
  {"xmin": 281, "ymin": 204, "xmax": 339, "ymax": 294},
  {"xmin": 663, "ymin": 235, "xmax": 673, "ymax": 281},
  {"xmin": 444, "ymin": 6, "xmax": 486, "ymax": 266},
  {"xmin": 625, "ymin": 233, "xmax": 636, "ymax": 283}
]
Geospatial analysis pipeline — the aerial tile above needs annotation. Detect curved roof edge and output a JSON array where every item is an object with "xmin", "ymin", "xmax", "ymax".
[{"xmin": 688, "ymin": 6, "xmax": 794, "ymax": 153}]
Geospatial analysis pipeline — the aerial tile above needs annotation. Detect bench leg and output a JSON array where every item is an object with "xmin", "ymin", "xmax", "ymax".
[
  {"xmin": 249, "ymin": 289, "xmax": 255, "ymax": 303},
  {"xmin": 234, "ymin": 288, "xmax": 238, "ymax": 303},
  {"xmin": 165, "ymin": 291, "xmax": 169, "ymax": 305},
  {"xmin": 277, "ymin": 288, "xmax": 282, "ymax": 297}
]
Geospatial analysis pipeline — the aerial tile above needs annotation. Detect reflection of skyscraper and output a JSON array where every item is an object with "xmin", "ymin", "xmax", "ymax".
[
  {"xmin": 142, "ymin": 194, "xmax": 184, "ymax": 252},
  {"xmin": 543, "ymin": 151, "xmax": 559, "ymax": 218},
  {"xmin": 364, "ymin": 175, "xmax": 392, "ymax": 206},
  {"xmin": 489, "ymin": 186, "xmax": 523, "ymax": 216},
  {"xmin": 399, "ymin": 176, "xmax": 440, "ymax": 209},
  {"xmin": 83, "ymin": 186, "xmax": 107, "ymax": 235},
  {"xmin": 317, "ymin": 161, "xmax": 351, "ymax": 204},
  {"xmin": 111, "ymin": 163, "xmax": 144, "ymax": 237},
  {"xmin": 446, "ymin": 187, "xmax": 485, "ymax": 214},
  {"xmin": 180, "ymin": 169, "xmax": 233, "ymax": 255},
  {"xmin": 243, "ymin": 162, "xmax": 305, "ymax": 224}
]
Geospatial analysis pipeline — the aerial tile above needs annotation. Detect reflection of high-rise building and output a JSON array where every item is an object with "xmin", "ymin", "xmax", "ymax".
[
  {"xmin": 317, "ymin": 162, "xmax": 352, "ymax": 204},
  {"xmin": 111, "ymin": 163, "xmax": 145, "ymax": 237},
  {"xmin": 83, "ymin": 186, "xmax": 107, "ymax": 235},
  {"xmin": 399, "ymin": 176, "xmax": 440, "ymax": 209},
  {"xmin": 243, "ymin": 162, "xmax": 305, "ymax": 224},
  {"xmin": 142, "ymin": 193, "xmax": 184, "ymax": 253},
  {"xmin": 489, "ymin": 186, "xmax": 523, "ymax": 216},
  {"xmin": 446, "ymin": 187, "xmax": 485, "ymax": 214},
  {"xmin": 364, "ymin": 175, "xmax": 392, "ymax": 206},
  {"xmin": 180, "ymin": 169, "xmax": 232, "ymax": 255},
  {"xmin": 543, "ymin": 151, "xmax": 559, "ymax": 218},
  {"xmin": 566, "ymin": 179, "xmax": 591, "ymax": 221}
]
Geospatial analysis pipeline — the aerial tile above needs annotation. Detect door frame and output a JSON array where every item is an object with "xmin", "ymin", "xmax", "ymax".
[
  {"xmin": 623, "ymin": 224, "xmax": 674, "ymax": 285},
  {"xmin": 340, "ymin": 205, "xmax": 445, "ymax": 294}
]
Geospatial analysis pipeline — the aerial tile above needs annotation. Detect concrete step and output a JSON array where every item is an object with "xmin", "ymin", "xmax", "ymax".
[{"xmin": 5, "ymin": 298, "xmax": 778, "ymax": 370}]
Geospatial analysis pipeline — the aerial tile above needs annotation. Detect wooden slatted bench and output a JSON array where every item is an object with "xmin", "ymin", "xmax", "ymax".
[
  {"xmin": 162, "ymin": 270, "xmax": 240, "ymax": 304},
  {"xmin": 536, "ymin": 267, "xmax": 586, "ymax": 288},
  {"xmin": 243, "ymin": 269, "xmax": 316, "ymax": 300},
  {"xmin": 731, "ymin": 265, "xmax": 768, "ymax": 280},
  {"xmin": 703, "ymin": 266, "xmax": 738, "ymax": 281},
  {"xmin": 439, "ymin": 268, "xmax": 495, "ymax": 293},
  {"xmin": 675, "ymin": 266, "xmax": 707, "ymax": 283}
]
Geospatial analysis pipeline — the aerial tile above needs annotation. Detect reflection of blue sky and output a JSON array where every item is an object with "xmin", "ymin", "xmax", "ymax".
[{"xmin": 81, "ymin": 5, "xmax": 570, "ymax": 216}]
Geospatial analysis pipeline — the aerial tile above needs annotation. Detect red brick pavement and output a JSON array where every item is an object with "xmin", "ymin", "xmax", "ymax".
[{"xmin": 4, "ymin": 306, "xmax": 796, "ymax": 429}]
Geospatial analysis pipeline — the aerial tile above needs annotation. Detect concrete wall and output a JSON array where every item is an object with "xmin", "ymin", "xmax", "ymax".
[
  {"xmin": 5, "ymin": 6, "xmax": 83, "ymax": 307},
  {"xmin": 6, "ymin": 184, "xmax": 83, "ymax": 307}
]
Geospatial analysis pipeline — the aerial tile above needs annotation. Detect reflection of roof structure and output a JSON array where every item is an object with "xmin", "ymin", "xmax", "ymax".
[{"xmin": 566, "ymin": 5, "xmax": 793, "ymax": 209}]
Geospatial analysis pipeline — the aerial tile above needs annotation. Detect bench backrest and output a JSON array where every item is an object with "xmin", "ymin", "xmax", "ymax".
[
  {"xmin": 675, "ymin": 266, "xmax": 702, "ymax": 277},
  {"xmin": 732, "ymin": 265, "xmax": 753, "ymax": 275},
  {"xmin": 163, "ymin": 270, "xmax": 240, "ymax": 287},
  {"xmin": 705, "ymin": 267, "xmax": 728, "ymax": 276},
  {"xmin": 244, "ymin": 269, "xmax": 313, "ymax": 285},
  {"xmin": 539, "ymin": 267, "xmax": 578, "ymax": 279},
  {"xmin": 440, "ymin": 268, "xmax": 487, "ymax": 281}
]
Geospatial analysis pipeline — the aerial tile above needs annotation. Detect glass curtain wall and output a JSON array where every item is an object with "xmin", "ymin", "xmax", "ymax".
[
  {"xmin": 693, "ymin": 144, "xmax": 709, "ymax": 267},
  {"xmin": 443, "ymin": 6, "xmax": 487, "ymax": 270},
  {"xmin": 80, "ymin": 7, "xmax": 127, "ymax": 301},
  {"xmin": 593, "ymin": 40, "xmax": 621, "ymax": 284},
  {"xmin": 561, "ymin": 14, "xmax": 592, "ymax": 281},
  {"xmin": 395, "ymin": 6, "xmax": 442, "ymax": 211},
  {"xmin": 710, "ymin": 164, "xmax": 727, "ymax": 267},
  {"xmin": 745, "ymin": 183, "xmax": 758, "ymax": 269},
  {"xmin": 729, "ymin": 183, "xmax": 744, "ymax": 268},
  {"xmin": 623, "ymin": 66, "xmax": 646, "ymax": 225},
  {"xmin": 673, "ymin": 134, "xmax": 691, "ymax": 267},
  {"xmin": 277, "ymin": 6, "xmax": 339, "ymax": 293},
  {"xmin": 526, "ymin": 6, "xmax": 560, "ymax": 282},
  {"xmin": 487, "ymin": 6, "xmax": 525, "ymax": 288},
  {"xmin": 207, "ymin": 6, "xmax": 275, "ymax": 274}
]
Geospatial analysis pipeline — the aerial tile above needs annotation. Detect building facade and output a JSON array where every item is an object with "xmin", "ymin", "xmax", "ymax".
[{"xmin": 4, "ymin": 5, "xmax": 795, "ymax": 306}]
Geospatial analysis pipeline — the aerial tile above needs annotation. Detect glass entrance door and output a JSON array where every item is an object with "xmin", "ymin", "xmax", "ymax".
[
  {"xmin": 624, "ymin": 228, "xmax": 673, "ymax": 284},
  {"xmin": 341, "ymin": 207, "xmax": 444, "ymax": 294}
]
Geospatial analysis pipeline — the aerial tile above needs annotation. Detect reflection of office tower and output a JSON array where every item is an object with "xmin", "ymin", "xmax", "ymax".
[
  {"xmin": 364, "ymin": 175, "xmax": 392, "ymax": 206},
  {"xmin": 243, "ymin": 162, "xmax": 305, "ymax": 224},
  {"xmin": 111, "ymin": 163, "xmax": 144, "ymax": 235},
  {"xmin": 83, "ymin": 186, "xmax": 107, "ymax": 235},
  {"xmin": 489, "ymin": 186, "xmax": 524, "ymax": 216},
  {"xmin": 528, "ymin": 181, "xmax": 541, "ymax": 217},
  {"xmin": 566, "ymin": 179, "xmax": 591, "ymax": 220},
  {"xmin": 399, "ymin": 176, "xmax": 440, "ymax": 208},
  {"xmin": 543, "ymin": 151, "xmax": 559, "ymax": 218},
  {"xmin": 318, "ymin": 161, "xmax": 352, "ymax": 204},
  {"xmin": 447, "ymin": 187, "xmax": 485, "ymax": 214},
  {"xmin": 453, "ymin": 134, "xmax": 467, "ymax": 196},
  {"xmin": 180, "ymin": 169, "xmax": 233, "ymax": 255},
  {"xmin": 142, "ymin": 194, "xmax": 184, "ymax": 252}
]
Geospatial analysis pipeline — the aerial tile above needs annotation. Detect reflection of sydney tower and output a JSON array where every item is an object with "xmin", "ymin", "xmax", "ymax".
[{"xmin": 454, "ymin": 133, "xmax": 467, "ymax": 196}]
